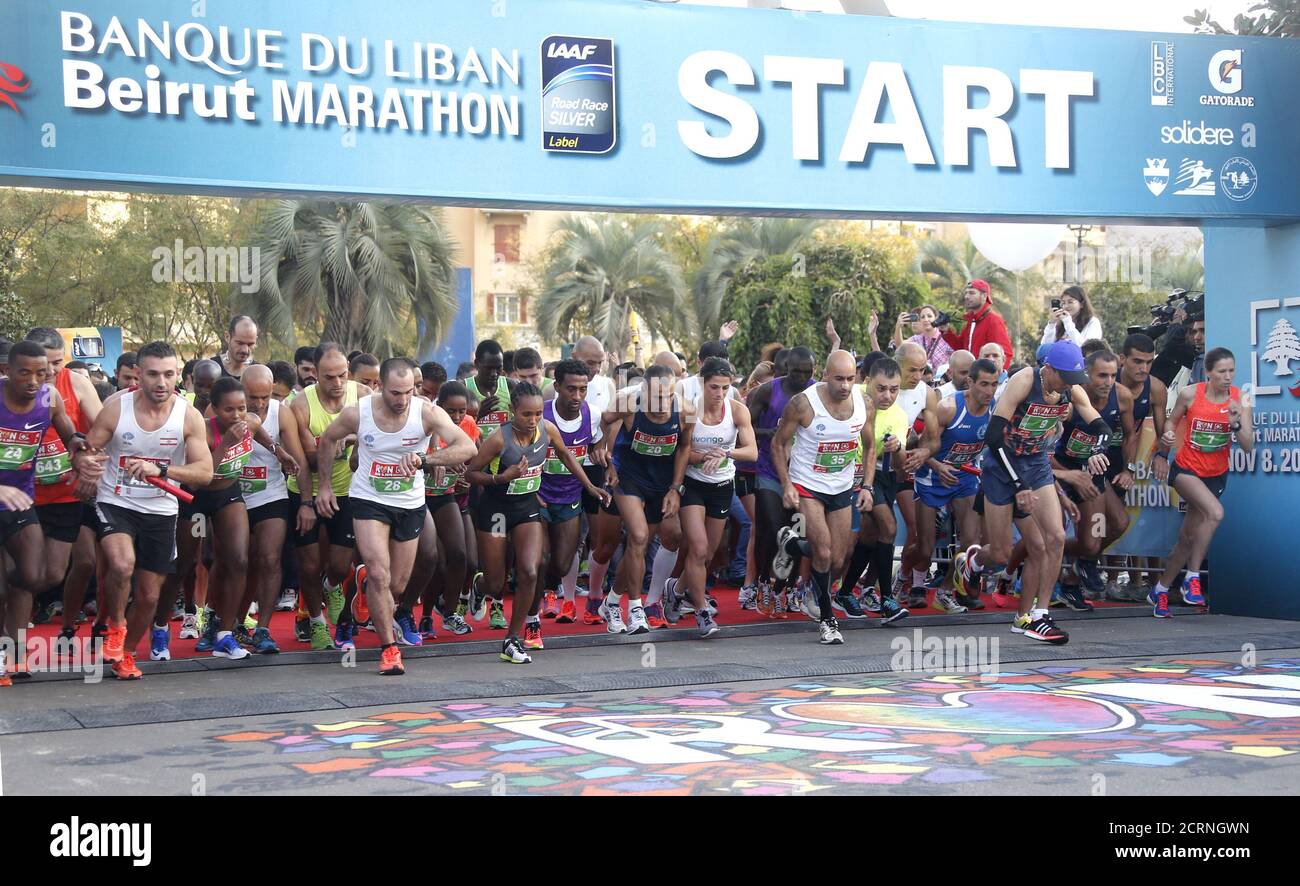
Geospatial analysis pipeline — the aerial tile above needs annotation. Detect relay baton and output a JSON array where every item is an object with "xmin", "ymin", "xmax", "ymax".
[
  {"xmin": 958, "ymin": 464, "xmax": 982, "ymax": 477},
  {"xmin": 147, "ymin": 476, "xmax": 195, "ymax": 504}
]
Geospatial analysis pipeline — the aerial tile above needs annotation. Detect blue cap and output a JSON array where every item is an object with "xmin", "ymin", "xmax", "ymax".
[
  {"xmin": 1044, "ymin": 340, "xmax": 1089, "ymax": 385},
  {"xmin": 1035, "ymin": 343, "xmax": 1052, "ymax": 366}
]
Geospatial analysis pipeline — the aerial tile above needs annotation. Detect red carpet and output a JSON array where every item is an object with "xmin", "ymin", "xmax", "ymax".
[{"xmin": 24, "ymin": 585, "xmax": 1143, "ymax": 660}]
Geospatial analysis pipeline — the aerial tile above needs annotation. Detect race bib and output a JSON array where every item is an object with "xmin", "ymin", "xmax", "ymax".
[
  {"xmin": 631, "ymin": 430, "xmax": 677, "ymax": 457},
  {"xmin": 115, "ymin": 455, "xmax": 170, "ymax": 495},
  {"xmin": 425, "ymin": 467, "xmax": 457, "ymax": 495},
  {"xmin": 216, "ymin": 436, "xmax": 253, "ymax": 480},
  {"xmin": 813, "ymin": 439, "xmax": 858, "ymax": 474},
  {"xmin": 1011, "ymin": 403, "xmax": 1070, "ymax": 454},
  {"xmin": 369, "ymin": 462, "xmax": 416, "ymax": 495},
  {"xmin": 35, "ymin": 438, "xmax": 72, "ymax": 485},
  {"xmin": 0, "ymin": 427, "xmax": 42, "ymax": 472},
  {"xmin": 1063, "ymin": 428, "xmax": 1103, "ymax": 461},
  {"xmin": 1189, "ymin": 419, "xmax": 1230, "ymax": 453},
  {"xmin": 944, "ymin": 441, "xmax": 984, "ymax": 467},
  {"xmin": 239, "ymin": 465, "xmax": 268, "ymax": 496},
  {"xmin": 478, "ymin": 410, "xmax": 509, "ymax": 438},
  {"xmin": 507, "ymin": 463, "xmax": 543, "ymax": 495},
  {"xmin": 544, "ymin": 444, "xmax": 586, "ymax": 475}
]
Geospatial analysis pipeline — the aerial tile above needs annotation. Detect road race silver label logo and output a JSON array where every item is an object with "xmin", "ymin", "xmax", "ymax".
[
  {"xmin": 1150, "ymin": 41, "xmax": 1174, "ymax": 106},
  {"xmin": 1172, "ymin": 158, "xmax": 1215, "ymax": 196},
  {"xmin": 1203, "ymin": 48, "xmax": 1252, "ymax": 106},
  {"xmin": 1143, "ymin": 158, "xmax": 1169, "ymax": 195},
  {"xmin": 540, "ymin": 35, "xmax": 616, "ymax": 154},
  {"xmin": 50, "ymin": 817, "xmax": 152, "ymax": 866},
  {"xmin": 1220, "ymin": 156, "xmax": 1258, "ymax": 201}
]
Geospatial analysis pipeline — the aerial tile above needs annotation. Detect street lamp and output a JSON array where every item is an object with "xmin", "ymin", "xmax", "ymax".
[{"xmin": 1067, "ymin": 223, "xmax": 1092, "ymax": 284}]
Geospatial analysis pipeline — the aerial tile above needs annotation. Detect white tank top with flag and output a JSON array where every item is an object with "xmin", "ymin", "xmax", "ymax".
[
  {"xmin": 787, "ymin": 384, "xmax": 867, "ymax": 495},
  {"xmin": 349, "ymin": 396, "xmax": 430, "ymax": 511},
  {"xmin": 96, "ymin": 391, "xmax": 189, "ymax": 517},
  {"xmin": 240, "ymin": 399, "xmax": 288, "ymax": 510}
]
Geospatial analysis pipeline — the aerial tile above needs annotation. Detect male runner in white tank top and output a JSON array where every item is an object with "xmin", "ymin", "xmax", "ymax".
[
  {"xmin": 72, "ymin": 341, "xmax": 214, "ymax": 680},
  {"xmin": 317, "ymin": 358, "xmax": 475, "ymax": 676}
]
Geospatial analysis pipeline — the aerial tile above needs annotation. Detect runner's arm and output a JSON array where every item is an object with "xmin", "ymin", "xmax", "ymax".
[
  {"xmin": 1150, "ymin": 378, "xmax": 1169, "ymax": 442},
  {"xmin": 771, "ymin": 393, "xmax": 809, "ymax": 492},
  {"xmin": 668, "ymin": 406, "xmax": 696, "ymax": 492},
  {"xmin": 746, "ymin": 382, "xmax": 775, "ymax": 441},
  {"xmin": 859, "ymin": 398, "xmax": 876, "ymax": 490},
  {"xmin": 983, "ymin": 369, "xmax": 1032, "ymax": 490},
  {"xmin": 316, "ymin": 406, "xmax": 360, "ymax": 494},
  {"xmin": 1119, "ymin": 386, "xmax": 1140, "ymax": 468},
  {"xmin": 291, "ymin": 394, "xmax": 319, "ymax": 472},
  {"xmin": 464, "ymin": 428, "xmax": 507, "ymax": 485},
  {"xmin": 277, "ymin": 405, "xmax": 313, "ymax": 498},
  {"xmin": 728, "ymin": 400, "xmax": 758, "ymax": 464},
  {"xmin": 68, "ymin": 370, "xmax": 103, "ymax": 425},
  {"xmin": 48, "ymin": 389, "xmax": 84, "ymax": 453},
  {"xmin": 1069, "ymin": 385, "xmax": 1112, "ymax": 450}
]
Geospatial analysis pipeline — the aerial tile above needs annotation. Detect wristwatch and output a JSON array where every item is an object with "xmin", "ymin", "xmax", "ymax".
[
  {"xmin": 1126, "ymin": 462, "xmax": 1139, "ymax": 472},
  {"xmin": 157, "ymin": 463, "xmax": 168, "ymax": 481},
  {"xmin": 676, "ymin": 484, "xmax": 686, "ymax": 495}
]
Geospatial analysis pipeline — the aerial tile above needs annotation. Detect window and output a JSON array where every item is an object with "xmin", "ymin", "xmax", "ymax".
[
  {"xmin": 494, "ymin": 293, "xmax": 520, "ymax": 325},
  {"xmin": 494, "ymin": 223, "xmax": 521, "ymax": 264}
]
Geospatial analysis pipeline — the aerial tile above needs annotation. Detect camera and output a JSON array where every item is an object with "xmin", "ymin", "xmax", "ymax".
[
  {"xmin": 1148, "ymin": 288, "xmax": 1205, "ymax": 323},
  {"xmin": 904, "ymin": 312, "xmax": 920, "ymax": 322},
  {"xmin": 1050, "ymin": 298, "xmax": 1061, "ymax": 311},
  {"xmin": 934, "ymin": 311, "xmax": 951, "ymax": 327}
]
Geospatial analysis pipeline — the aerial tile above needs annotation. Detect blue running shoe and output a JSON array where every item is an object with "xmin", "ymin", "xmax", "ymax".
[
  {"xmin": 335, "ymin": 620, "xmax": 356, "ymax": 651},
  {"xmin": 1148, "ymin": 588, "xmax": 1171, "ymax": 619},
  {"xmin": 149, "ymin": 626, "xmax": 171, "ymax": 662},
  {"xmin": 212, "ymin": 633, "xmax": 250, "ymax": 660},
  {"xmin": 419, "ymin": 615, "xmax": 437, "ymax": 641},
  {"xmin": 395, "ymin": 611, "xmax": 423, "ymax": 646},
  {"xmin": 252, "ymin": 627, "xmax": 279, "ymax": 654},
  {"xmin": 195, "ymin": 615, "xmax": 219, "ymax": 653}
]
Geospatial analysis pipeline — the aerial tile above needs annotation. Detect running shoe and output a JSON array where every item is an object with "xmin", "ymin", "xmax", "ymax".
[
  {"xmin": 180, "ymin": 613, "xmax": 200, "ymax": 640},
  {"xmin": 991, "ymin": 570, "xmax": 1018, "ymax": 609},
  {"xmin": 325, "ymin": 581, "xmax": 346, "ymax": 626},
  {"xmin": 150, "ymin": 626, "xmax": 171, "ymax": 662},
  {"xmin": 1072, "ymin": 558, "xmax": 1105, "ymax": 595},
  {"xmin": 252, "ymin": 627, "xmax": 280, "ymax": 654},
  {"xmin": 500, "ymin": 637, "xmax": 532, "ymax": 664},
  {"xmin": 1057, "ymin": 585, "xmax": 1095, "ymax": 612},
  {"xmin": 542, "ymin": 592, "xmax": 561, "ymax": 619},
  {"xmin": 772, "ymin": 525, "xmax": 799, "ymax": 580},
  {"xmin": 57, "ymin": 626, "xmax": 77, "ymax": 652},
  {"xmin": 1015, "ymin": 613, "xmax": 1069, "ymax": 644},
  {"xmin": 1049, "ymin": 583, "xmax": 1068, "ymax": 608},
  {"xmin": 1148, "ymin": 587, "xmax": 1171, "ymax": 619},
  {"xmin": 798, "ymin": 586, "xmax": 822, "ymax": 621},
  {"xmin": 112, "ymin": 652, "xmax": 142, "ymax": 681},
  {"xmin": 348, "ymin": 568, "xmax": 370, "ymax": 624},
  {"xmin": 234, "ymin": 624, "xmax": 257, "ymax": 649},
  {"xmin": 454, "ymin": 598, "xmax": 469, "ymax": 619},
  {"xmin": 310, "ymin": 620, "xmax": 334, "ymax": 651},
  {"xmin": 644, "ymin": 602, "xmax": 669, "ymax": 629},
  {"xmin": 213, "ymin": 633, "xmax": 250, "ymax": 660},
  {"xmin": 441, "ymin": 610, "xmax": 472, "ymax": 635},
  {"xmin": 932, "ymin": 591, "xmax": 969, "ymax": 614},
  {"xmin": 831, "ymin": 590, "xmax": 866, "ymax": 619},
  {"xmin": 953, "ymin": 544, "xmax": 982, "ymax": 597},
  {"xmin": 906, "ymin": 587, "xmax": 930, "ymax": 609},
  {"xmin": 103, "ymin": 622, "xmax": 126, "ymax": 664},
  {"xmin": 556, "ymin": 600, "xmax": 577, "ymax": 624},
  {"xmin": 737, "ymin": 584, "xmax": 758, "ymax": 610},
  {"xmin": 418, "ymin": 616, "xmax": 437, "ymax": 641},
  {"xmin": 858, "ymin": 584, "xmax": 883, "ymax": 614},
  {"xmin": 169, "ymin": 598, "xmax": 185, "ymax": 622},
  {"xmin": 395, "ymin": 611, "xmax": 423, "ymax": 646},
  {"xmin": 334, "ymin": 620, "xmax": 356, "ymax": 651},
  {"xmin": 582, "ymin": 597, "xmax": 606, "ymax": 626},
  {"xmin": 878, "ymin": 597, "xmax": 909, "ymax": 626},
  {"xmin": 662, "ymin": 578, "xmax": 680, "ymax": 621},
  {"xmin": 891, "ymin": 571, "xmax": 908, "ymax": 602},
  {"xmin": 599, "ymin": 599, "xmax": 626, "ymax": 634},
  {"xmin": 954, "ymin": 590, "xmax": 985, "ymax": 610},
  {"xmin": 523, "ymin": 622, "xmax": 544, "ymax": 650},
  {"xmin": 696, "ymin": 610, "xmax": 721, "ymax": 638},
  {"xmin": 1130, "ymin": 578, "xmax": 1154, "ymax": 603},
  {"xmin": 275, "ymin": 589, "xmax": 297, "ymax": 612},
  {"xmin": 196, "ymin": 614, "xmax": 218, "ymax": 653},
  {"xmin": 469, "ymin": 572, "xmax": 488, "ymax": 621},
  {"xmin": 818, "ymin": 617, "xmax": 845, "ymax": 645},
  {"xmin": 626, "ymin": 605, "xmax": 650, "ymax": 635},
  {"xmin": 293, "ymin": 615, "xmax": 311, "ymax": 644},
  {"xmin": 379, "ymin": 645, "xmax": 405, "ymax": 676},
  {"xmin": 1180, "ymin": 574, "xmax": 1206, "ymax": 607},
  {"xmin": 488, "ymin": 600, "xmax": 507, "ymax": 630}
]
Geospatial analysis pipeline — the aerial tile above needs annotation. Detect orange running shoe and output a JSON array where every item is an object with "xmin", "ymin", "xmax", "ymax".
[
  {"xmin": 379, "ymin": 644, "xmax": 404, "ymax": 676},
  {"xmin": 113, "ymin": 653, "xmax": 142, "ymax": 680},
  {"xmin": 351, "ymin": 564, "xmax": 370, "ymax": 623},
  {"xmin": 0, "ymin": 673, "xmax": 11, "ymax": 688},
  {"xmin": 541, "ymin": 592, "xmax": 560, "ymax": 619},
  {"xmin": 523, "ymin": 622, "xmax": 544, "ymax": 650},
  {"xmin": 645, "ymin": 602, "xmax": 669, "ymax": 629},
  {"xmin": 556, "ymin": 600, "xmax": 577, "ymax": 624},
  {"xmin": 580, "ymin": 601, "xmax": 605, "ymax": 626},
  {"xmin": 103, "ymin": 623, "xmax": 126, "ymax": 664}
]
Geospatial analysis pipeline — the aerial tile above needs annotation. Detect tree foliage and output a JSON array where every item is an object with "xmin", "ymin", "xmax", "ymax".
[{"xmin": 1186, "ymin": 1, "xmax": 1297, "ymax": 36}]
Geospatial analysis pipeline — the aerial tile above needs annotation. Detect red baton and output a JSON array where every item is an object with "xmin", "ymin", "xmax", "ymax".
[
  {"xmin": 958, "ymin": 464, "xmax": 982, "ymax": 477},
  {"xmin": 147, "ymin": 476, "xmax": 195, "ymax": 504}
]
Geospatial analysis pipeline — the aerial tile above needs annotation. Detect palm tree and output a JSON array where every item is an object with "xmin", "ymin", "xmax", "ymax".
[
  {"xmin": 241, "ymin": 200, "xmax": 457, "ymax": 357},
  {"xmin": 1157, "ymin": 252, "xmax": 1205, "ymax": 293},
  {"xmin": 914, "ymin": 237, "xmax": 1016, "ymax": 313},
  {"xmin": 692, "ymin": 217, "xmax": 820, "ymax": 341},
  {"xmin": 534, "ymin": 214, "xmax": 685, "ymax": 360}
]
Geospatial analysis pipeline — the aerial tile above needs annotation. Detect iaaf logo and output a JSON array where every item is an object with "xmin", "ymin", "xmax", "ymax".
[
  {"xmin": 546, "ymin": 42, "xmax": 599, "ymax": 60},
  {"xmin": 0, "ymin": 60, "xmax": 31, "ymax": 114}
]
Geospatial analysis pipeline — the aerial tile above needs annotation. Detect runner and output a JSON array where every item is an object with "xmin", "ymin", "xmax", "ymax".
[
  {"xmin": 1149, "ymin": 348, "xmax": 1250, "ymax": 618},
  {"xmin": 913, "ymin": 358, "xmax": 1001, "ymax": 614},
  {"xmin": 288, "ymin": 344, "xmax": 362, "ymax": 650},
  {"xmin": 955, "ymin": 341, "xmax": 1111, "ymax": 644},
  {"xmin": 892, "ymin": 341, "xmax": 941, "ymax": 609},
  {"xmin": 24, "ymin": 329, "xmax": 103, "ymax": 646},
  {"xmin": 536, "ymin": 360, "xmax": 600, "ymax": 635},
  {"xmin": 595, "ymin": 364, "xmax": 688, "ymax": 636},
  {"xmin": 294, "ymin": 347, "xmax": 317, "ymax": 393},
  {"xmin": 769, "ymin": 350, "xmax": 874, "ymax": 645},
  {"xmin": 238, "ymin": 365, "xmax": 312, "ymax": 654},
  {"xmin": 1112, "ymin": 333, "xmax": 1169, "ymax": 601},
  {"xmin": 466, "ymin": 382, "xmax": 608, "ymax": 662},
  {"xmin": 1053, "ymin": 349, "xmax": 1136, "ymax": 609},
  {"xmin": 317, "ymin": 358, "xmax": 474, "ymax": 675},
  {"xmin": 0, "ymin": 341, "xmax": 89, "ymax": 682},
  {"xmin": 671, "ymin": 357, "xmax": 757, "ymax": 637},
  {"xmin": 213, "ymin": 315, "xmax": 258, "ymax": 380},
  {"xmin": 73, "ymin": 341, "xmax": 213, "ymax": 680},
  {"xmin": 162, "ymin": 376, "xmax": 298, "ymax": 662},
  {"xmin": 350, "ymin": 353, "xmax": 381, "ymax": 393},
  {"xmin": 571, "ymin": 336, "xmax": 616, "ymax": 624},
  {"xmin": 746, "ymin": 346, "xmax": 816, "ymax": 615},
  {"xmin": 465, "ymin": 339, "xmax": 517, "ymax": 629}
]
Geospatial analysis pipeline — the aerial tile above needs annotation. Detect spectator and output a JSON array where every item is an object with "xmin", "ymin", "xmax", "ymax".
[
  {"xmin": 940, "ymin": 279, "xmax": 1014, "ymax": 369},
  {"xmin": 892, "ymin": 304, "xmax": 955, "ymax": 371},
  {"xmin": 115, "ymin": 351, "xmax": 139, "ymax": 390},
  {"xmin": 1040, "ymin": 285, "xmax": 1103, "ymax": 348}
]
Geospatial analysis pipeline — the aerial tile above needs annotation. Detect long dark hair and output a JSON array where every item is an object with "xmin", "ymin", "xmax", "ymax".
[{"xmin": 1056, "ymin": 285, "xmax": 1096, "ymax": 342}]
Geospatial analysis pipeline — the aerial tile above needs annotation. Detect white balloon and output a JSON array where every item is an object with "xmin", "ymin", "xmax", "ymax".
[{"xmin": 968, "ymin": 223, "xmax": 1068, "ymax": 272}]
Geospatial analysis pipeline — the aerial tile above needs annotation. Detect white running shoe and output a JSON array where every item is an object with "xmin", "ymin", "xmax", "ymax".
[
  {"xmin": 626, "ymin": 605, "xmax": 650, "ymax": 635},
  {"xmin": 772, "ymin": 526, "xmax": 799, "ymax": 580},
  {"xmin": 275, "ymin": 589, "xmax": 297, "ymax": 612},
  {"xmin": 737, "ymin": 584, "xmax": 758, "ymax": 610},
  {"xmin": 696, "ymin": 611, "xmax": 721, "ymax": 638},
  {"xmin": 599, "ymin": 599, "xmax": 626, "ymax": 634},
  {"xmin": 179, "ymin": 614, "xmax": 199, "ymax": 640},
  {"xmin": 798, "ymin": 586, "xmax": 821, "ymax": 620},
  {"xmin": 818, "ymin": 618, "xmax": 844, "ymax": 645}
]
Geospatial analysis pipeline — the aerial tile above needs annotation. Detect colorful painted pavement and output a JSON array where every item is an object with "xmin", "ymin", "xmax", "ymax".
[{"xmin": 214, "ymin": 659, "xmax": 1300, "ymax": 795}]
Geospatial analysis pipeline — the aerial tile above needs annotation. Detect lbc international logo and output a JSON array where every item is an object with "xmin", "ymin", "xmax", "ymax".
[{"xmin": 0, "ymin": 60, "xmax": 30, "ymax": 114}]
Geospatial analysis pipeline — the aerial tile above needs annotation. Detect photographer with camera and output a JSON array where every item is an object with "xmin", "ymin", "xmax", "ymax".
[
  {"xmin": 1141, "ymin": 290, "xmax": 1206, "ymax": 391},
  {"xmin": 892, "ymin": 305, "xmax": 954, "ymax": 371},
  {"xmin": 1040, "ymin": 285, "xmax": 1103, "ymax": 348}
]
